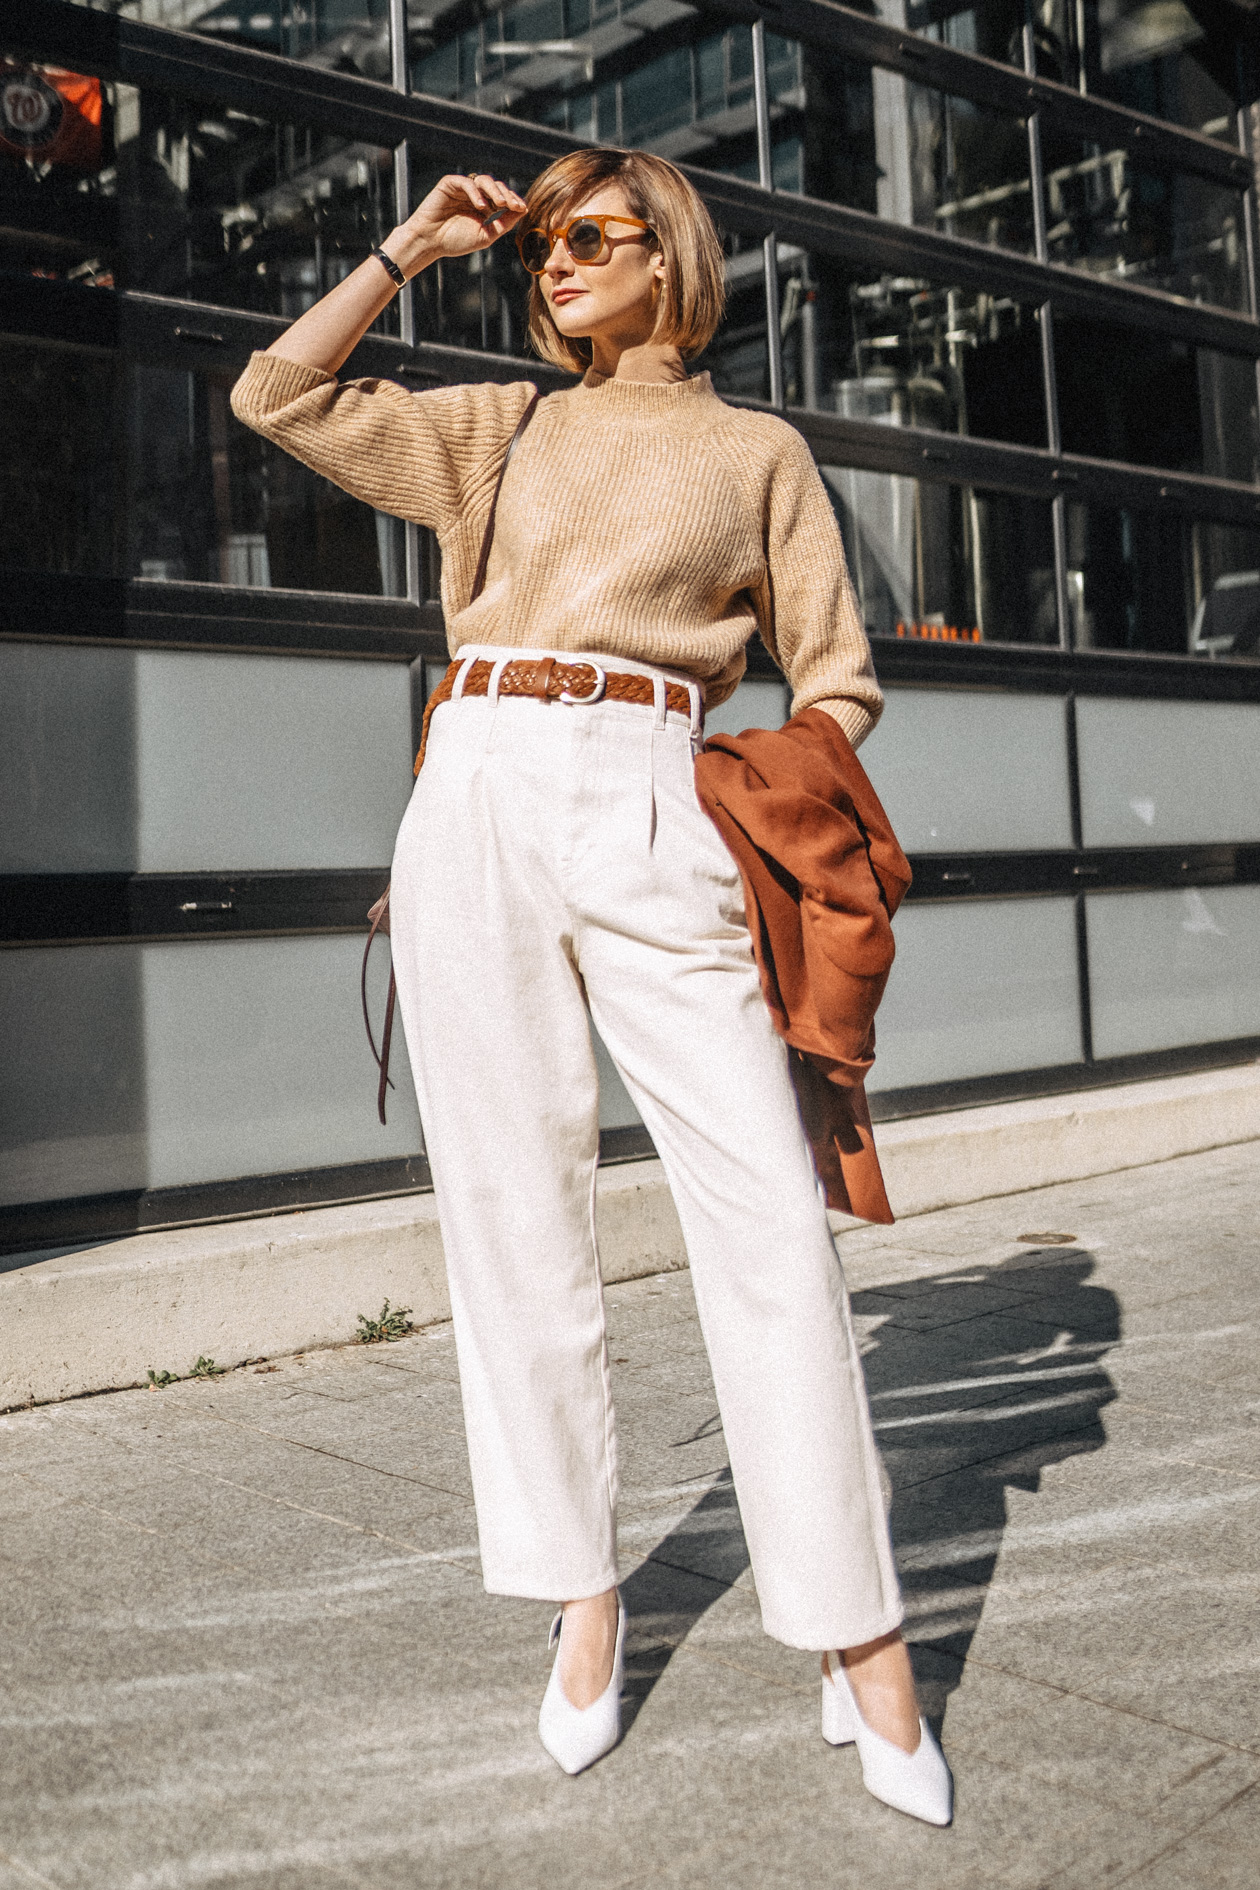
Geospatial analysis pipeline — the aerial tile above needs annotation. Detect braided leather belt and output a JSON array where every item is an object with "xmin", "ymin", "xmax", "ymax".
[{"xmin": 414, "ymin": 656, "xmax": 700, "ymax": 775}]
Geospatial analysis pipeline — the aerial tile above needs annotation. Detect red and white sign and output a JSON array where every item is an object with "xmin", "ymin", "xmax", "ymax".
[{"xmin": 0, "ymin": 63, "xmax": 102, "ymax": 169}]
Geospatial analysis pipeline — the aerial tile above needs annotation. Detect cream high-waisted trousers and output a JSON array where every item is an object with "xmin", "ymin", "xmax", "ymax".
[{"xmin": 389, "ymin": 646, "xmax": 903, "ymax": 1652}]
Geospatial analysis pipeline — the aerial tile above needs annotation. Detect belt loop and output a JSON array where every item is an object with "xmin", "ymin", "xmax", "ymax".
[
  {"xmin": 487, "ymin": 655, "xmax": 509, "ymax": 707},
  {"xmin": 651, "ymin": 673, "xmax": 667, "ymax": 731},
  {"xmin": 687, "ymin": 679, "xmax": 704, "ymax": 754},
  {"xmin": 451, "ymin": 653, "xmax": 476, "ymax": 700}
]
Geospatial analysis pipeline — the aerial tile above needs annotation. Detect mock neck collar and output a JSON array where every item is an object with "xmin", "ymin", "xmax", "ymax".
[{"xmin": 576, "ymin": 369, "xmax": 718, "ymax": 414}]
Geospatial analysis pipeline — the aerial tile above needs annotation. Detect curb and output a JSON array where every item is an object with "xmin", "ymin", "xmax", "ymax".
[{"xmin": 3, "ymin": 1062, "xmax": 1257, "ymax": 1411}]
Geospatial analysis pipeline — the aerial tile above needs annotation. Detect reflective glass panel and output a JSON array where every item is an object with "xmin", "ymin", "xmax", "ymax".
[
  {"xmin": 785, "ymin": 260, "xmax": 1046, "ymax": 446},
  {"xmin": 693, "ymin": 232, "xmax": 772, "ymax": 400},
  {"xmin": 1055, "ymin": 318, "xmax": 1260, "ymax": 482},
  {"xmin": 823, "ymin": 467, "xmax": 1057, "ymax": 646},
  {"xmin": 413, "ymin": 6, "xmax": 766, "ymax": 181},
  {"xmin": 0, "ymin": 337, "xmax": 121, "ymax": 577},
  {"xmin": 0, "ymin": 339, "xmax": 407, "ymax": 590},
  {"xmin": 1063, "ymin": 504, "xmax": 1260, "ymax": 659},
  {"xmin": 1038, "ymin": 125, "xmax": 1247, "ymax": 310},
  {"xmin": 62, "ymin": 0, "xmax": 393, "ymax": 68},
  {"xmin": 898, "ymin": 84, "xmax": 1035, "ymax": 252},
  {"xmin": 405, "ymin": 152, "xmax": 537, "ymax": 358},
  {"xmin": 1091, "ymin": 2, "xmax": 1237, "ymax": 142},
  {"xmin": 814, "ymin": 56, "xmax": 1035, "ymax": 254},
  {"xmin": 129, "ymin": 362, "xmax": 407, "ymax": 591},
  {"xmin": 904, "ymin": 0, "xmax": 1237, "ymax": 143},
  {"xmin": 904, "ymin": 1, "xmax": 1060, "ymax": 75},
  {"xmin": 0, "ymin": 60, "xmax": 399, "ymax": 321}
]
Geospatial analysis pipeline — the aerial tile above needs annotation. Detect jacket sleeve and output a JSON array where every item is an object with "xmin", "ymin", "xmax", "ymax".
[
  {"xmin": 747, "ymin": 422, "xmax": 883, "ymax": 748},
  {"xmin": 229, "ymin": 352, "xmax": 537, "ymax": 533}
]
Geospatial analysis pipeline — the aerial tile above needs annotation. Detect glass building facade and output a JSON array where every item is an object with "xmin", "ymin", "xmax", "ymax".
[{"xmin": 3, "ymin": 0, "xmax": 1260, "ymax": 1246}]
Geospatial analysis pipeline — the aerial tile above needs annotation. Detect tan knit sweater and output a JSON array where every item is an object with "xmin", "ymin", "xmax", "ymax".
[{"xmin": 230, "ymin": 354, "xmax": 883, "ymax": 742}]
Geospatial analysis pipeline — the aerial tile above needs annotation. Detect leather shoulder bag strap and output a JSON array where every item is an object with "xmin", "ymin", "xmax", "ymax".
[
  {"xmin": 468, "ymin": 390, "xmax": 540, "ymax": 603},
  {"xmin": 363, "ymin": 388, "xmax": 540, "ymax": 1126}
]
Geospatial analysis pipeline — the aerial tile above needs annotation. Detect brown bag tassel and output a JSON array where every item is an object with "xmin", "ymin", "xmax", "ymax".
[
  {"xmin": 361, "ymin": 889, "xmax": 395, "ymax": 1126},
  {"xmin": 361, "ymin": 390, "xmax": 539, "ymax": 1123}
]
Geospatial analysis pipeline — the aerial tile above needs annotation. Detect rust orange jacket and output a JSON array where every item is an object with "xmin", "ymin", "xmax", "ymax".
[{"xmin": 694, "ymin": 707, "xmax": 912, "ymax": 1225}]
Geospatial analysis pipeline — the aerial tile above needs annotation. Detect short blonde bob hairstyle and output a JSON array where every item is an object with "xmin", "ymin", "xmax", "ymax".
[{"xmin": 521, "ymin": 147, "xmax": 725, "ymax": 372}]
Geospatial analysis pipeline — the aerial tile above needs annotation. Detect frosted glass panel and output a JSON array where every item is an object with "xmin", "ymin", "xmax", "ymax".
[
  {"xmin": 1086, "ymin": 886, "xmax": 1260, "ymax": 1058},
  {"xmin": 591, "ymin": 1027, "xmax": 641, "ymax": 1132},
  {"xmin": 870, "ymin": 898, "xmax": 1082, "ymax": 1091},
  {"xmin": 861, "ymin": 690, "xmax": 1074, "ymax": 853},
  {"xmin": 0, "ymin": 643, "xmax": 138, "ymax": 873},
  {"xmin": 704, "ymin": 679, "xmax": 789, "ymax": 739},
  {"xmin": 0, "ymin": 944, "xmax": 147, "ymax": 1202},
  {"xmin": 134, "ymin": 651, "xmax": 413, "ymax": 870},
  {"xmin": 0, "ymin": 643, "xmax": 414, "ymax": 874},
  {"xmin": 1076, "ymin": 699, "xmax": 1260, "ymax": 847},
  {"xmin": 0, "ymin": 937, "xmax": 421, "ymax": 1206}
]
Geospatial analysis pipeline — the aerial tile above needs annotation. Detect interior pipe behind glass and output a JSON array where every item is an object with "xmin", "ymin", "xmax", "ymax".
[{"xmin": 751, "ymin": 20, "xmax": 785, "ymax": 411}]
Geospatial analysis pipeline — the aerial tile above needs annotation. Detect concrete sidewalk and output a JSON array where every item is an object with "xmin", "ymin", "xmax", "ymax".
[{"xmin": 1, "ymin": 1142, "xmax": 1257, "ymax": 1889}]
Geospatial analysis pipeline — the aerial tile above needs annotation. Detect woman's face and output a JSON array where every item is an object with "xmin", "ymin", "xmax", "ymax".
[{"xmin": 536, "ymin": 186, "xmax": 666, "ymax": 352}]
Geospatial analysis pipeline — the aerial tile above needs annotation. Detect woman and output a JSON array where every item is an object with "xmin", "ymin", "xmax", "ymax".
[{"xmin": 231, "ymin": 147, "xmax": 951, "ymax": 1823}]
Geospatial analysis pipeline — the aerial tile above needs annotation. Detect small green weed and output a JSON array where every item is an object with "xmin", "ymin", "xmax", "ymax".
[
  {"xmin": 356, "ymin": 1299, "xmax": 415, "ymax": 1344},
  {"xmin": 146, "ymin": 1368, "xmax": 177, "ymax": 1390},
  {"xmin": 189, "ymin": 1356, "xmax": 226, "ymax": 1378}
]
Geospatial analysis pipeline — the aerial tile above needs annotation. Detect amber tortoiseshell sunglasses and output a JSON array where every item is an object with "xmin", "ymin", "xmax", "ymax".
[{"xmin": 515, "ymin": 214, "xmax": 655, "ymax": 275}]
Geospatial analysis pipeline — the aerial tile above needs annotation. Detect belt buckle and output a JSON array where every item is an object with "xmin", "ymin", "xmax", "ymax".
[{"xmin": 559, "ymin": 662, "xmax": 607, "ymax": 705}]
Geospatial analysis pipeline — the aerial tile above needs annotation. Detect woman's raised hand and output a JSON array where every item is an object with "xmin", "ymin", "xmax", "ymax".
[
  {"xmin": 393, "ymin": 173, "xmax": 528, "ymax": 271},
  {"xmin": 264, "ymin": 171, "xmax": 525, "ymax": 375}
]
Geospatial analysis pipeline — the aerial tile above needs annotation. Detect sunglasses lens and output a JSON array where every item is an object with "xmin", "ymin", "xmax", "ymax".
[
  {"xmin": 566, "ymin": 219, "xmax": 606, "ymax": 261},
  {"xmin": 519, "ymin": 228, "xmax": 550, "ymax": 273}
]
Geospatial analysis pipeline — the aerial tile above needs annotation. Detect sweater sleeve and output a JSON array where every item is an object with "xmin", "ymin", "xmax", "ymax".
[
  {"xmin": 229, "ymin": 352, "xmax": 537, "ymax": 533},
  {"xmin": 746, "ymin": 421, "xmax": 883, "ymax": 748}
]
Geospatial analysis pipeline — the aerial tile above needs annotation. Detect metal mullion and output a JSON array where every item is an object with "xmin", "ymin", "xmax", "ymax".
[
  {"xmin": 1025, "ymin": 22, "xmax": 1071, "ymax": 655},
  {"xmin": 1234, "ymin": 43, "xmax": 1260, "ymax": 455},
  {"xmin": 752, "ymin": 20, "xmax": 785, "ymax": 410},
  {"xmin": 387, "ymin": 0, "xmax": 422, "ymax": 604},
  {"xmin": 1064, "ymin": 691, "xmax": 1094, "ymax": 1063}
]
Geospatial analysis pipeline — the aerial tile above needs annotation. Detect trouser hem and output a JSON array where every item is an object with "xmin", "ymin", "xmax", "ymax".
[
  {"xmin": 482, "ymin": 1568, "xmax": 622, "ymax": 1604},
  {"xmin": 762, "ymin": 1600, "xmax": 906, "ymax": 1655}
]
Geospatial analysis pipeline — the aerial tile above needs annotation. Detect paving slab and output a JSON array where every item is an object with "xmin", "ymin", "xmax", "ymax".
[{"xmin": 1, "ymin": 1141, "xmax": 1257, "ymax": 1888}]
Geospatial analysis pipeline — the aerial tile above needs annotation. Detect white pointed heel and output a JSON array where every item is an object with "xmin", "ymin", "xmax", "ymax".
[
  {"xmin": 821, "ymin": 1653, "xmax": 859, "ymax": 1747},
  {"xmin": 538, "ymin": 1600, "xmax": 626, "ymax": 1776},
  {"xmin": 822, "ymin": 1651, "xmax": 953, "ymax": 1827}
]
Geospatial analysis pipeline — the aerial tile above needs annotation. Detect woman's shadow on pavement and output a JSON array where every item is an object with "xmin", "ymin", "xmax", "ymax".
[{"xmin": 619, "ymin": 1244, "xmax": 1120, "ymax": 1736}]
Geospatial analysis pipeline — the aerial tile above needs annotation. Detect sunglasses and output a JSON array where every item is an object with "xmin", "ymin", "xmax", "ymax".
[{"xmin": 516, "ymin": 213, "xmax": 655, "ymax": 275}]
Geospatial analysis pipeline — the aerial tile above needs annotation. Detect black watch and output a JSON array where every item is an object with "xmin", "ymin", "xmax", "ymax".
[{"xmin": 372, "ymin": 247, "xmax": 407, "ymax": 289}]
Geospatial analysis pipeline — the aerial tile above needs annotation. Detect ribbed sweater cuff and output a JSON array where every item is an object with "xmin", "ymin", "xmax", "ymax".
[
  {"xmin": 233, "ymin": 351, "xmax": 335, "ymax": 420},
  {"xmin": 811, "ymin": 696, "xmax": 879, "ymax": 751}
]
